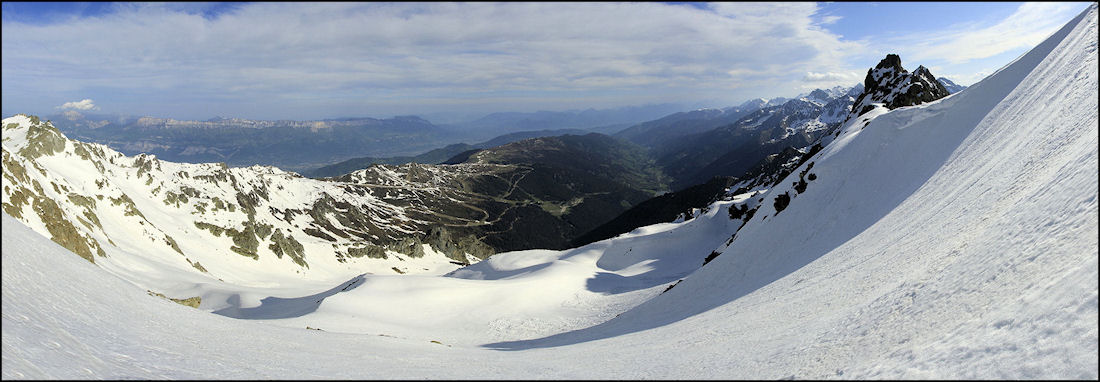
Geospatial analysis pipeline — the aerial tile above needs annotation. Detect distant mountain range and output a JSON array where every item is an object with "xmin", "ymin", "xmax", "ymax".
[
  {"xmin": 48, "ymin": 113, "xmax": 459, "ymax": 173},
  {"xmin": 612, "ymin": 96, "xmax": 789, "ymax": 149},
  {"xmin": 43, "ymin": 103, "xmax": 697, "ymax": 174},
  {"xmin": 308, "ymin": 91, "xmax": 835, "ymax": 186},
  {"xmin": 445, "ymin": 103, "xmax": 695, "ymax": 142},
  {"xmin": 937, "ymin": 77, "xmax": 967, "ymax": 93},
  {"xmin": 303, "ymin": 128, "xmax": 589, "ymax": 178},
  {"xmin": 642, "ymin": 85, "xmax": 861, "ymax": 189}
]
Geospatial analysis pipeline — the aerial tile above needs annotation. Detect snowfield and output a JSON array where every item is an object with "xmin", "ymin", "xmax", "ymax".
[{"xmin": 3, "ymin": 4, "xmax": 1098, "ymax": 379}]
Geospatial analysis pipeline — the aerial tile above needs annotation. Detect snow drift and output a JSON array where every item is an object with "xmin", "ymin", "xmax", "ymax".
[{"xmin": 3, "ymin": 4, "xmax": 1097, "ymax": 379}]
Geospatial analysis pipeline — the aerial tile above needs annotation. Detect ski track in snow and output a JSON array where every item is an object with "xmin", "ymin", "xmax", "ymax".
[{"xmin": 2, "ymin": 5, "xmax": 1098, "ymax": 379}]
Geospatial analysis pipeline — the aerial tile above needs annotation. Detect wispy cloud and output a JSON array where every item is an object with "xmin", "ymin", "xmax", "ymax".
[
  {"xmin": 3, "ymin": 2, "xmax": 1084, "ymax": 119},
  {"xmin": 885, "ymin": 2, "xmax": 1083, "ymax": 65},
  {"xmin": 819, "ymin": 15, "xmax": 842, "ymax": 25},
  {"xmin": 57, "ymin": 99, "xmax": 97, "ymax": 110}
]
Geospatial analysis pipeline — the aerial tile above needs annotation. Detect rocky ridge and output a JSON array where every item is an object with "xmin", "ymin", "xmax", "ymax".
[
  {"xmin": 2, "ymin": 117, "xmax": 664, "ymax": 288},
  {"xmin": 2, "ymin": 115, "xmax": 501, "ymax": 286}
]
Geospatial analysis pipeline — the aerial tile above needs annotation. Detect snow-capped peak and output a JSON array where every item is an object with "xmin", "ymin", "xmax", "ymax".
[{"xmin": 937, "ymin": 77, "xmax": 967, "ymax": 94}]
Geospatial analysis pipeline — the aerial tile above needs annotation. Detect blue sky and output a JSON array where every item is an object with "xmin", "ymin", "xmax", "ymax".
[{"xmin": 1, "ymin": 2, "xmax": 1092, "ymax": 121}]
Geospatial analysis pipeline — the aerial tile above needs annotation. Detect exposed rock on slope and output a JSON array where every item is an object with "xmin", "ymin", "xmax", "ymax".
[
  {"xmin": 2, "ymin": 116, "xmax": 498, "ymax": 286},
  {"xmin": 340, "ymin": 133, "xmax": 668, "ymax": 252},
  {"xmin": 2, "ymin": 120, "xmax": 666, "ymax": 291}
]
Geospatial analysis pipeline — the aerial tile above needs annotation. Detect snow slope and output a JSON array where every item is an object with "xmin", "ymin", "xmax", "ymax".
[
  {"xmin": 3, "ymin": 4, "xmax": 1097, "ymax": 379},
  {"xmin": 501, "ymin": 4, "xmax": 1097, "ymax": 377}
]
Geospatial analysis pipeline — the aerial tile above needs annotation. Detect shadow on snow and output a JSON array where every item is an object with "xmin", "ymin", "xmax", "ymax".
[{"xmin": 212, "ymin": 274, "xmax": 367, "ymax": 320}]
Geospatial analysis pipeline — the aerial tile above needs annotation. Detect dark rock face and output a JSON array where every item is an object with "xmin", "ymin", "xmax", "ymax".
[
  {"xmin": 907, "ymin": 66, "xmax": 952, "ymax": 106},
  {"xmin": 849, "ymin": 54, "xmax": 951, "ymax": 121},
  {"xmin": 772, "ymin": 192, "xmax": 791, "ymax": 215},
  {"xmin": 875, "ymin": 53, "xmax": 903, "ymax": 70}
]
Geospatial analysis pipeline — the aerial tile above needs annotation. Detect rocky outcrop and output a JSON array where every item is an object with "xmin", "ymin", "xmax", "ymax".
[{"xmin": 848, "ymin": 54, "xmax": 951, "ymax": 121}]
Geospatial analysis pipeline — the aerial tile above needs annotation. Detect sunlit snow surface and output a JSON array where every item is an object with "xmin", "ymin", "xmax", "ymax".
[{"xmin": 3, "ymin": 5, "xmax": 1098, "ymax": 379}]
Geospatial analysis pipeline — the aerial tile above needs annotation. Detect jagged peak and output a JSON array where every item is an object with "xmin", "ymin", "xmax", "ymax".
[
  {"xmin": 913, "ymin": 65, "xmax": 935, "ymax": 78},
  {"xmin": 875, "ymin": 53, "xmax": 904, "ymax": 71},
  {"xmin": 846, "ymin": 83, "xmax": 865, "ymax": 96},
  {"xmin": 848, "ymin": 54, "xmax": 951, "ymax": 122}
]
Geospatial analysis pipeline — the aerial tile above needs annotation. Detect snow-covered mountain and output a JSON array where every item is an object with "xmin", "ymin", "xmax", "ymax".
[
  {"xmin": 1, "ymin": 119, "xmax": 668, "ymax": 299},
  {"xmin": 937, "ymin": 77, "xmax": 968, "ymax": 93},
  {"xmin": 1, "ymin": 116, "xmax": 492, "ymax": 289},
  {"xmin": 795, "ymin": 84, "xmax": 856, "ymax": 104},
  {"xmin": 751, "ymin": 55, "xmax": 951, "ymax": 186},
  {"xmin": 652, "ymin": 83, "xmax": 862, "ymax": 189},
  {"xmin": 615, "ymin": 84, "xmax": 862, "ymax": 190},
  {"xmin": 2, "ymin": 4, "xmax": 1096, "ymax": 379},
  {"xmin": 737, "ymin": 96, "xmax": 790, "ymax": 111}
]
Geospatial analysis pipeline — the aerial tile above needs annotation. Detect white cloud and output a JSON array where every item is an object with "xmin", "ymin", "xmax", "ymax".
[
  {"xmin": 819, "ymin": 15, "xmax": 842, "ymax": 25},
  {"xmin": 888, "ymin": 2, "xmax": 1084, "ymax": 65},
  {"xmin": 57, "ymin": 99, "xmax": 97, "ymax": 110},
  {"xmin": 935, "ymin": 70, "xmax": 995, "ymax": 87},
  {"xmin": 797, "ymin": 71, "xmax": 863, "ymax": 91},
  {"xmin": 802, "ymin": 71, "xmax": 861, "ymax": 82},
  {"xmin": 1, "ymin": 2, "xmax": 862, "ymax": 117}
]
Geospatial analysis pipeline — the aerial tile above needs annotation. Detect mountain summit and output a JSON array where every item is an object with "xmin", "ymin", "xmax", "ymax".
[{"xmin": 848, "ymin": 54, "xmax": 951, "ymax": 121}]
